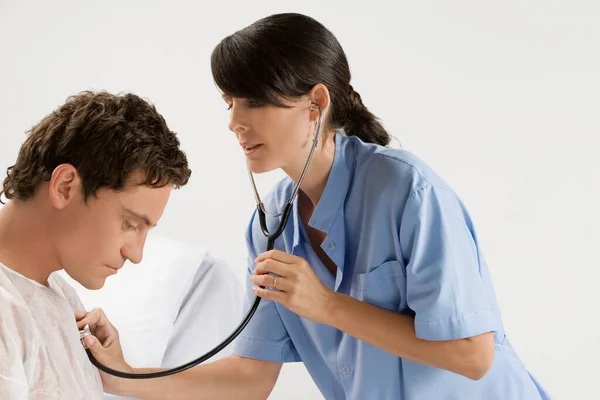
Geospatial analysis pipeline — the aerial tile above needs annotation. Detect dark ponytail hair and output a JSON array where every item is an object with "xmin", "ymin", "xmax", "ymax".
[{"xmin": 211, "ymin": 13, "xmax": 391, "ymax": 146}]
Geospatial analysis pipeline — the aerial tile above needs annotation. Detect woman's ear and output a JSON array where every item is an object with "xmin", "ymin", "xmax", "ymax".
[{"xmin": 308, "ymin": 83, "xmax": 331, "ymax": 120}]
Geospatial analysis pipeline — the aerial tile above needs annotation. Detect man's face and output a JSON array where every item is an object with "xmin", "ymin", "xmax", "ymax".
[{"xmin": 50, "ymin": 172, "xmax": 172, "ymax": 290}]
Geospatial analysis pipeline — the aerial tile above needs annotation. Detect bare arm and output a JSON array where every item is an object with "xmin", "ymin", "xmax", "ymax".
[
  {"xmin": 251, "ymin": 251, "xmax": 495, "ymax": 381},
  {"xmin": 75, "ymin": 308, "xmax": 282, "ymax": 400},
  {"xmin": 115, "ymin": 355, "xmax": 282, "ymax": 400},
  {"xmin": 327, "ymin": 293, "xmax": 494, "ymax": 380}
]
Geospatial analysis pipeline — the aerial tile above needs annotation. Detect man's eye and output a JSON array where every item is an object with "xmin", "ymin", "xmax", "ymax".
[{"xmin": 124, "ymin": 221, "xmax": 139, "ymax": 232}]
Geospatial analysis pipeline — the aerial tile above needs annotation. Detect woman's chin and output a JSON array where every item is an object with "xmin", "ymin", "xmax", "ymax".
[{"xmin": 247, "ymin": 160, "xmax": 276, "ymax": 174}]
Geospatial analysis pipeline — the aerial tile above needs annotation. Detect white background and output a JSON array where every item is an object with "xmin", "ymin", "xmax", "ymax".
[{"xmin": 1, "ymin": 1, "xmax": 599, "ymax": 398}]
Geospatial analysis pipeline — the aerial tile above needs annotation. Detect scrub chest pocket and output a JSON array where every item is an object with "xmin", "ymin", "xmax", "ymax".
[{"xmin": 351, "ymin": 260, "xmax": 408, "ymax": 313}]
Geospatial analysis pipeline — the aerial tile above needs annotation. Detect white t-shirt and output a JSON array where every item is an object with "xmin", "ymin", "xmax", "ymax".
[{"xmin": 0, "ymin": 262, "xmax": 104, "ymax": 400}]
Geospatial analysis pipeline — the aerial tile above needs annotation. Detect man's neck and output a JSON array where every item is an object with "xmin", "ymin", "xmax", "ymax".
[{"xmin": 0, "ymin": 201, "xmax": 59, "ymax": 286}]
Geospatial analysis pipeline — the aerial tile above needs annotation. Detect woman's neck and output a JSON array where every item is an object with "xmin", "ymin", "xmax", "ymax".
[{"xmin": 283, "ymin": 133, "xmax": 336, "ymax": 210}]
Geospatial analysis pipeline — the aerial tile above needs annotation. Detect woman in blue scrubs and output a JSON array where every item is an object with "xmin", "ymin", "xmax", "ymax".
[
  {"xmin": 213, "ymin": 12, "xmax": 550, "ymax": 400},
  {"xmin": 85, "ymin": 12, "xmax": 551, "ymax": 400}
]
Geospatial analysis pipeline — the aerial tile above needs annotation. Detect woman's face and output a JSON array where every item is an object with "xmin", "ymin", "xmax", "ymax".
[{"xmin": 224, "ymin": 95, "xmax": 317, "ymax": 175}]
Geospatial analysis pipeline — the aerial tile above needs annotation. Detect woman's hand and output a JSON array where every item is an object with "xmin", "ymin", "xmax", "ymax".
[{"xmin": 250, "ymin": 250, "xmax": 338, "ymax": 325}]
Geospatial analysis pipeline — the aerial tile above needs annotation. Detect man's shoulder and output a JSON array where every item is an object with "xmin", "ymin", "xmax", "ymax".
[
  {"xmin": 0, "ymin": 269, "xmax": 35, "ymax": 343},
  {"xmin": 0, "ymin": 264, "xmax": 31, "ymax": 315}
]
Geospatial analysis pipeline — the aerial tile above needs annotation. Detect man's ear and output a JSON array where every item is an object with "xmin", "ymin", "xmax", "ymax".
[{"xmin": 48, "ymin": 164, "xmax": 82, "ymax": 209}]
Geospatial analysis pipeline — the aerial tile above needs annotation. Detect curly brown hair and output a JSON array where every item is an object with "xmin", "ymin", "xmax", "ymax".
[{"xmin": 0, "ymin": 90, "xmax": 191, "ymax": 204}]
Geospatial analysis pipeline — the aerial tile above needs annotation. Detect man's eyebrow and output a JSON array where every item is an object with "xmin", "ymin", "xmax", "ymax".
[{"xmin": 123, "ymin": 208, "xmax": 157, "ymax": 228}]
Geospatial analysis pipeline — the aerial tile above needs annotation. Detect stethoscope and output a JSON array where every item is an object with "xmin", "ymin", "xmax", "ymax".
[{"xmin": 83, "ymin": 107, "xmax": 323, "ymax": 379}]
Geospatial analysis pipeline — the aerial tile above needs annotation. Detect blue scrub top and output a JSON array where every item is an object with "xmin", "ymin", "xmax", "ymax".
[{"xmin": 234, "ymin": 132, "xmax": 550, "ymax": 400}]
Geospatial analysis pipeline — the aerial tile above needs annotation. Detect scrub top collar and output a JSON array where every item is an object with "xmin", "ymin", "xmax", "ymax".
[{"xmin": 290, "ymin": 131, "xmax": 354, "ymax": 290}]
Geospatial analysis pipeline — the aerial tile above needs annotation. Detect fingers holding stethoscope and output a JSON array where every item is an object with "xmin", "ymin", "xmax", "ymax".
[
  {"xmin": 250, "ymin": 249, "xmax": 335, "ymax": 324},
  {"xmin": 252, "ymin": 249, "xmax": 297, "ymax": 291},
  {"xmin": 250, "ymin": 272, "xmax": 291, "ymax": 291}
]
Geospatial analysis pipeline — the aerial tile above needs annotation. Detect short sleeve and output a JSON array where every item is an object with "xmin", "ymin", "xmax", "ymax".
[
  {"xmin": 232, "ymin": 211, "xmax": 301, "ymax": 363},
  {"xmin": 233, "ymin": 265, "xmax": 301, "ymax": 363},
  {"xmin": 400, "ymin": 184, "xmax": 499, "ymax": 341}
]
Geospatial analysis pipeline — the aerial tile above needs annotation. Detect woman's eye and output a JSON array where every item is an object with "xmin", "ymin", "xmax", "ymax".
[
  {"xmin": 247, "ymin": 99, "xmax": 264, "ymax": 108},
  {"xmin": 224, "ymin": 98, "xmax": 264, "ymax": 110}
]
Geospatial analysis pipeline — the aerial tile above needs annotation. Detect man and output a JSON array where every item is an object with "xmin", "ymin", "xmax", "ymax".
[{"xmin": 0, "ymin": 91, "xmax": 191, "ymax": 399}]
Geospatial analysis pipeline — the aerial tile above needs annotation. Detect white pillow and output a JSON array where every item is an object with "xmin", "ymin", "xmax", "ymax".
[{"xmin": 59, "ymin": 232, "xmax": 206, "ymax": 367}]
